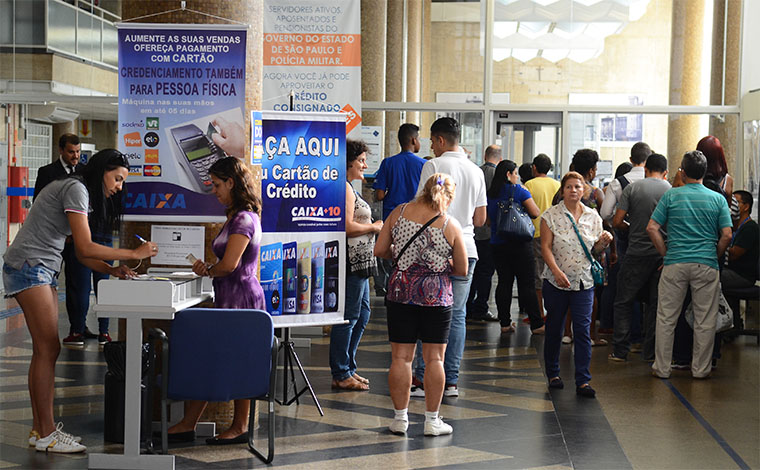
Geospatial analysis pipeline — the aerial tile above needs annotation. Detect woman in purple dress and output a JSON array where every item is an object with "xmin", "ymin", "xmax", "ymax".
[{"xmin": 167, "ymin": 157, "xmax": 265, "ymax": 445}]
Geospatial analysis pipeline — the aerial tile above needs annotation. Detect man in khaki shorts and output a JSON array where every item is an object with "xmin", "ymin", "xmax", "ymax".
[{"xmin": 524, "ymin": 154, "xmax": 560, "ymax": 316}]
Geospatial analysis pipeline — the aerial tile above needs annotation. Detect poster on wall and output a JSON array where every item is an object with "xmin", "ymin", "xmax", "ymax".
[
  {"xmin": 257, "ymin": 111, "xmax": 346, "ymax": 321},
  {"xmin": 262, "ymin": 1, "xmax": 362, "ymax": 138},
  {"xmin": 117, "ymin": 23, "xmax": 247, "ymax": 221}
]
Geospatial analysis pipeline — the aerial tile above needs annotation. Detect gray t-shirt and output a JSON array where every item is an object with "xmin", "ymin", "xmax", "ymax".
[
  {"xmin": 618, "ymin": 177, "xmax": 671, "ymax": 258},
  {"xmin": 3, "ymin": 178, "xmax": 89, "ymax": 271}
]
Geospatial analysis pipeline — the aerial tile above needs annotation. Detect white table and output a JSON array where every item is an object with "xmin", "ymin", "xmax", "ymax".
[{"xmin": 89, "ymin": 276, "xmax": 212, "ymax": 470}]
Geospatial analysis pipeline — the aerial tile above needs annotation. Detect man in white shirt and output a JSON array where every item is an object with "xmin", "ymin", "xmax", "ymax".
[
  {"xmin": 600, "ymin": 142, "xmax": 652, "ymax": 222},
  {"xmin": 411, "ymin": 117, "xmax": 487, "ymax": 398}
]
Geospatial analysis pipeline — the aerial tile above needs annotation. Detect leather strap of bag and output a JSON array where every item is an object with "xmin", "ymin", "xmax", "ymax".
[{"xmin": 393, "ymin": 214, "xmax": 441, "ymax": 267}]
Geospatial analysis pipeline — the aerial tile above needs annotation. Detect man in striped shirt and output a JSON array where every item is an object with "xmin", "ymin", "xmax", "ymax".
[{"xmin": 646, "ymin": 150, "xmax": 732, "ymax": 379}]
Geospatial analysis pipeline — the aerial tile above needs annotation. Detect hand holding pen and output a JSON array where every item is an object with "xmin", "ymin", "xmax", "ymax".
[{"xmin": 134, "ymin": 234, "xmax": 159, "ymax": 258}]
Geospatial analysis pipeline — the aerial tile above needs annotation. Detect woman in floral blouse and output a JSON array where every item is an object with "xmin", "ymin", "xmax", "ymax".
[{"xmin": 540, "ymin": 171, "xmax": 612, "ymax": 398}]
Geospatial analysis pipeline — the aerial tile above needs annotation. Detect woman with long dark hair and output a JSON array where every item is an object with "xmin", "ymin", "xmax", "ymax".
[
  {"xmin": 2, "ymin": 149, "xmax": 157, "ymax": 453},
  {"xmin": 486, "ymin": 160, "xmax": 543, "ymax": 333},
  {"xmin": 169, "ymin": 156, "xmax": 266, "ymax": 445}
]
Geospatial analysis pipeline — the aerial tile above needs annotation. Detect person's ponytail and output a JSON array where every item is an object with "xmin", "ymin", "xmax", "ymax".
[{"xmin": 418, "ymin": 173, "xmax": 455, "ymax": 213}]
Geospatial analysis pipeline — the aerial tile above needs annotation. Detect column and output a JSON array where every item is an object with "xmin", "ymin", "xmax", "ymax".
[
  {"xmin": 360, "ymin": 0, "xmax": 386, "ymax": 130},
  {"xmin": 385, "ymin": 0, "xmax": 404, "ymax": 156},
  {"xmin": 709, "ymin": 0, "xmax": 741, "ymax": 178},
  {"xmin": 406, "ymin": 0, "xmax": 422, "ymax": 125},
  {"xmin": 121, "ymin": 0, "xmax": 263, "ymax": 429},
  {"xmin": 666, "ymin": 0, "xmax": 705, "ymax": 176}
]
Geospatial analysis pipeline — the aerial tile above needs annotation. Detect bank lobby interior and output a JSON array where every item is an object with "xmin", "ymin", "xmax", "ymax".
[{"xmin": 1, "ymin": 0, "xmax": 759, "ymax": 469}]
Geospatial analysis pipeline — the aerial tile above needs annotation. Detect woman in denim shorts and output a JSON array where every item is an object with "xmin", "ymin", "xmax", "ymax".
[{"xmin": 2, "ymin": 149, "xmax": 157, "ymax": 453}]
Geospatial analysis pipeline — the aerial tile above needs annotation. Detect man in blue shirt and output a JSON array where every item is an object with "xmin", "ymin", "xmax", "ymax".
[
  {"xmin": 646, "ymin": 150, "xmax": 732, "ymax": 379},
  {"xmin": 372, "ymin": 124, "xmax": 426, "ymax": 295}
]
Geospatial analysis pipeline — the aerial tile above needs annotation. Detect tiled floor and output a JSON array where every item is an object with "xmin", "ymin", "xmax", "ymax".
[{"xmin": 0, "ymin": 294, "xmax": 758, "ymax": 469}]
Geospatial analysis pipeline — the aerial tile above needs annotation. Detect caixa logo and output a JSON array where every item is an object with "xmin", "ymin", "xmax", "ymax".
[{"xmin": 125, "ymin": 192, "xmax": 186, "ymax": 209}]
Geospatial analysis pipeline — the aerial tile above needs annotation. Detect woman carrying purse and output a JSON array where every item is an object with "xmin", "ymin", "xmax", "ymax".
[{"xmin": 486, "ymin": 160, "xmax": 543, "ymax": 334}]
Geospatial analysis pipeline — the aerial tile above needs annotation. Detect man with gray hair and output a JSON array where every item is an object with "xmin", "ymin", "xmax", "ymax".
[{"xmin": 646, "ymin": 150, "xmax": 732, "ymax": 379}]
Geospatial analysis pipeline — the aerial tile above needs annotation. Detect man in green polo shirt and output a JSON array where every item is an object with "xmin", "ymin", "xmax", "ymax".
[{"xmin": 646, "ymin": 150, "xmax": 732, "ymax": 379}]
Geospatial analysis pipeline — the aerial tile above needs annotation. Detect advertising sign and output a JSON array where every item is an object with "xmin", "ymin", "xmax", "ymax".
[
  {"xmin": 258, "ymin": 111, "xmax": 346, "ymax": 318},
  {"xmin": 117, "ymin": 23, "xmax": 247, "ymax": 221},
  {"xmin": 262, "ymin": 1, "xmax": 362, "ymax": 137}
]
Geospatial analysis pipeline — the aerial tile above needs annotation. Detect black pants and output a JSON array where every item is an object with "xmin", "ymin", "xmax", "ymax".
[
  {"xmin": 492, "ymin": 241, "xmax": 543, "ymax": 329},
  {"xmin": 466, "ymin": 239, "xmax": 495, "ymax": 317}
]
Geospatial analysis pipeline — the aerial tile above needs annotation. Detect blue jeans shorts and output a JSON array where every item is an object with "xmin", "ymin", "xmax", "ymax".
[{"xmin": 2, "ymin": 262, "xmax": 58, "ymax": 298}]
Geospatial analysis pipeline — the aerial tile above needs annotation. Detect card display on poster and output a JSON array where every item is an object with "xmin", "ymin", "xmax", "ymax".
[
  {"xmin": 117, "ymin": 23, "xmax": 247, "ymax": 221},
  {"xmin": 256, "ymin": 111, "xmax": 346, "ymax": 319}
]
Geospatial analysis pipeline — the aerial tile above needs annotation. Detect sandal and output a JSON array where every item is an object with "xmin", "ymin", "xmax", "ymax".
[
  {"xmin": 591, "ymin": 338, "xmax": 608, "ymax": 347},
  {"xmin": 352, "ymin": 373, "xmax": 370, "ymax": 385},
  {"xmin": 331, "ymin": 377, "xmax": 369, "ymax": 391},
  {"xmin": 501, "ymin": 322, "xmax": 516, "ymax": 333}
]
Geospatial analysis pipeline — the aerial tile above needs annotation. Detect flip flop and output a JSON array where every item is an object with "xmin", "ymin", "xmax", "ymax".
[
  {"xmin": 353, "ymin": 373, "xmax": 370, "ymax": 384},
  {"xmin": 332, "ymin": 378, "xmax": 369, "ymax": 391}
]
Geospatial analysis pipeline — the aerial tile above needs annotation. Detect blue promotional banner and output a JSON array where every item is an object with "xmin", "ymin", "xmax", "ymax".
[
  {"xmin": 117, "ymin": 24, "xmax": 247, "ymax": 221},
  {"xmin": 260, "ymin": 111, "xmax": 346, "ymax": 232},
  {"xmin": 258, "ymin": 111, "xmax": 346, "ymax": 318}
]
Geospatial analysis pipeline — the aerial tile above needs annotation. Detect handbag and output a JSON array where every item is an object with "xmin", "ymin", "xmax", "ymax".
[
  {"xmin": 684, "ymin": 290, "xmax": 734, "ymax": 333},
  {"xmin": 392, "ymin": 213, "xmax": 441, "ymax": 267},
  {"xmin": 565, "ymin": 213, "xmax": 604, "ymax": 286},
  {"xmin": 496, "ymin": 185, "xmax": 535, "ymax": 242}
]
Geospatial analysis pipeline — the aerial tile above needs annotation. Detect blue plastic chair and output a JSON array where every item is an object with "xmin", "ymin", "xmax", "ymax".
[{"xmin": 150, "ymin": 308, "xmax": 278, "ymax": 463}]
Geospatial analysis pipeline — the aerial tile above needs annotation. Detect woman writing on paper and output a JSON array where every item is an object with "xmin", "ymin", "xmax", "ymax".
[
  {"xmin": 167, "ymin": 156, "xmax": 266, "ymax": 445},
  {"xmin": 2, "ymin": 149, "xmax": 157, "ymax": 453}
]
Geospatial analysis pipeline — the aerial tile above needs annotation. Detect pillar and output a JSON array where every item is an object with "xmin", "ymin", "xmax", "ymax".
[
  {"xmin": 406, "ymin": 0, "xmax": 422, "ymax": 125},
  {"xmin": 385, "ymin": 0, "xmax": 404, "ymax": 157},
  {"xmin": 709, "ymin": 0, "xmax": 741, "ymax": 179},
  {"xmin": 360, "ymin": 0, "xmax": 386, "ymax": 130},
  {"xmin": 121, "ymin": 0, "xmax": 264, "ymax": 430},
  {"xmin": 666, "ymin": 0, "xmax": 705, "ymax": 176}
]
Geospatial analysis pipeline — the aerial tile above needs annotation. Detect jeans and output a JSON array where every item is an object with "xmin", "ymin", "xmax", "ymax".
[
  {"xmin": 612, "ymin": 254, "xmax": 661, "ymax": 360},
  {"xmin": 414, "ymin": 257, "xmax": 476, "ymax": 385},
  {"xmin": 492, "ymin": 242, "xmax": 543, "ymax": 329},
  {"xmin": 543, "ymin": 280, "xmax": 594, "ymax": 387},
  {"xmin": 466, "ymin": 240, "xmax": 495, "ymax": 317},
  {"xmin": 63, "ymin": 240, "xmax": 110, "ymax": 335},
  {"xmin": 329, "ymin": 274, "xmax": 371, "ymax": 380}
]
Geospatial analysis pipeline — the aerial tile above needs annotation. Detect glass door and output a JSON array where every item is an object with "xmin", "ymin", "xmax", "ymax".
[{"xmin": 493, "ymin": 111, "xmax": 562, "ymax": 177}]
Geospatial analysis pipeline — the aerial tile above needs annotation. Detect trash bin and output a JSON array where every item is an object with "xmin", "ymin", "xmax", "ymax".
[{"xmin": 103, "ymin": 341, "xmax": 151, "ymax": 443}]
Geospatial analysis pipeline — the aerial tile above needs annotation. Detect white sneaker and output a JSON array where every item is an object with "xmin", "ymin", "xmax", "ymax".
[
  {"xmin": 35, "ymin": 423, "xmax": 86, "ymax": 453},
  {"xmin": 424, "ymin": 417, "xmax": 453, "ymax": 436},
  {"xmin": 29, "ymin": 429, "xmax": 81, "ymax": 446},
  {"xmin": 443, "ymin": 385, "xmax": 459, "ymax": 397},
  {"xmin": 410, "ymin": 385, "xmax": 425, "ymax": 397},
  {"xmin": 389, "ymin": 418, "xmax": 409, "ymax": 435},
  {"xmin": 562, "ymin": 335, "xmax": 573, "ymax": 344}
]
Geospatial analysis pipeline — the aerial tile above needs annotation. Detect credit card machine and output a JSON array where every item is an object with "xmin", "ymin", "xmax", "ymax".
[{"xmin": 171, "ymin": 123, "xmax": 226, "ymax": 192}]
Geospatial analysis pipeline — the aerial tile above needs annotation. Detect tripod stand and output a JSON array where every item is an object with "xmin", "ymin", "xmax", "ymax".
[{"xmin": 276, "ymin": 328, "xmax": 324, "ymax": 416}]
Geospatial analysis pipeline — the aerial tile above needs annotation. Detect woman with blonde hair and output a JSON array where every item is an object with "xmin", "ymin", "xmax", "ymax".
[{"xmin": 375, "ymin": 173, "xmax": 467, "ymax": 437}]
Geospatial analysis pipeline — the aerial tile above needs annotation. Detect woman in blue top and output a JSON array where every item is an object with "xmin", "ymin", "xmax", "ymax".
[{"xmin": 487, "ymin": 160, "xmax": 543, "ymax": 334}]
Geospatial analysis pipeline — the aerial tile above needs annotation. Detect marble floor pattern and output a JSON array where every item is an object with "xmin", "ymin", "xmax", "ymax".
[{"xmin": 0, "ymin": 293, "xmax": 758, "ymax": 469}]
